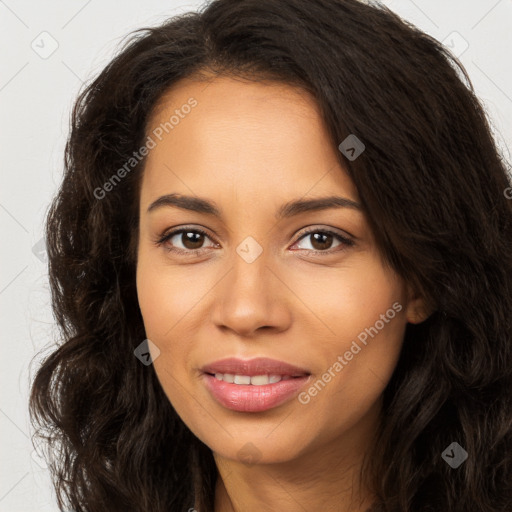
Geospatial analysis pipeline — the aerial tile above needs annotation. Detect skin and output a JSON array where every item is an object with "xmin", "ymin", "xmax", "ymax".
[{"xmin": 136, "ymin": 75, "xmax": 429, "ymax": 512}]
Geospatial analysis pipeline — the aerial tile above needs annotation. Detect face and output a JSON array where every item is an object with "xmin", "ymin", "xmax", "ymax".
[{"xmin": 136, "ymin": 75, "xmax": 426, "ymax": 466}]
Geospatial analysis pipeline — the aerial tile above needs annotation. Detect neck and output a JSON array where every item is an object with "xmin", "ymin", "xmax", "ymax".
[{"xmin": 211, "ymin": 403, "xmax": 380, "ymax": 512}]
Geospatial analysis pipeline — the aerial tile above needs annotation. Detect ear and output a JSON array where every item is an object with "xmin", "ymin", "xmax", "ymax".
[{"xmin": 404, "ymin": 284, "xmax": 432, "ymax": 324}]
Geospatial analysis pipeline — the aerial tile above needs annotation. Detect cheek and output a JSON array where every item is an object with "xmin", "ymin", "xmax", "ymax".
[
  {"xmin": 135, "ymin": 247, "xmax": 217, "ymax": 408},
  {"xmin": 289, "ymin": 258, "xmax": 406, "ymax": 417},
  {"xmin": 135, "ymin": 252, "xmax": 200, "ymax": 416},
  {"xmin": 136, "ymin": 248, "xmax": 212, "ymax": 340},
  {"xmin": 285, "ymin": 253, "xmax": 405, "ymax": 349}
]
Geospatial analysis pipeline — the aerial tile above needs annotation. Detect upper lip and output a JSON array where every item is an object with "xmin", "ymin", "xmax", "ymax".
[{"xmin": 201, "ymin": 357, "xmax": 310, "ymax": 377}]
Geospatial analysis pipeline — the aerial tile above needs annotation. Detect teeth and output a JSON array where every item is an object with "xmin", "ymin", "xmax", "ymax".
[
  {"xmin": 212, "ymin": 373, "xmax": 296, "ymax": 385},
  {"xmin": 251, "ymin": 375, "xmax": 270, "ymax": 385},
  {"xmin": 233, "ymin": 375, "xmax": 251, "ymax": 385}
]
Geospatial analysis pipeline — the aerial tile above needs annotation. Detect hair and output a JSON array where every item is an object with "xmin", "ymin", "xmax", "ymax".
[{"xmin": 29, "ymin": 0, "xmax": 512, "ymax": 511}]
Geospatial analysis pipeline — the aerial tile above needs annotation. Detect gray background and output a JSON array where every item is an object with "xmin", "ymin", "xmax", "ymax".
[{"xmin": 1, "ymin": 0, "xmax": 511, "ymax": 510}]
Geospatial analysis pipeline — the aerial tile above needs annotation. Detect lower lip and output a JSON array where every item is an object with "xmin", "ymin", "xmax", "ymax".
[{"xmin": 202, "ymin": 373, "xmax": 311, "ymax": 412}]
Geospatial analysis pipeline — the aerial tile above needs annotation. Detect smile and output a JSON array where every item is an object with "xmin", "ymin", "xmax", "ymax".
[
  {"xmin": 202, "ymin": 372, "xmax": 311, "ymax": 412},
  {"xmin": 210, "ymin": 373, "xmax": 295, "ymax": 385}
]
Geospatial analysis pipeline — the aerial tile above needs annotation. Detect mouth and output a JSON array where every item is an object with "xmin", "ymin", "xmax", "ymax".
[
  {"xmin": 200, "ymin": 357, "xmax": 311, "ymax": 412},
  {"xmin": 200, "ymin": 356, "xmax": 311, "ymax": 379},
  {"xmin": 203, "ymin": 372, "xmax": 305, "ymax": 385}
]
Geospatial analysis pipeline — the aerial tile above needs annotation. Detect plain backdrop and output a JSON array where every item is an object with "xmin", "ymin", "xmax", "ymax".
[{"xmin": 1, "ymin": 0, "xmax": 511, "ymax": 510}]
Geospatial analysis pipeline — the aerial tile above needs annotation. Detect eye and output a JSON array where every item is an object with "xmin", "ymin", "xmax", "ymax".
[
  {"xmin": 291, "ymin": 228, "xmax": 354, "ymax": 254},
  {"xmin": 155, "ymin": 226, "xmax": 354, "ymax": 257},
  {"xmin": 156, "ymin": 227, "xmax": 218, "ymax": 255}
]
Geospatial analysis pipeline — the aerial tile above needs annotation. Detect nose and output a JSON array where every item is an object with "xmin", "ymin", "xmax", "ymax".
[{"xmin": 210, "ymin": 246, "xmax": 292, "ymax": 338}]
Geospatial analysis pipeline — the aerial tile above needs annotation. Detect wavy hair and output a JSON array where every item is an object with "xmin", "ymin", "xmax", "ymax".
[{"xmin": 29, "ymin": 0, "xmax": 512, "ymax": 510}]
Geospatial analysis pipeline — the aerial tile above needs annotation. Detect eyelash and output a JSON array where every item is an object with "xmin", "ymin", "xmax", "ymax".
[{"xmin": 155, "ymin": 226, "xmax": 354, "ymax": 257}]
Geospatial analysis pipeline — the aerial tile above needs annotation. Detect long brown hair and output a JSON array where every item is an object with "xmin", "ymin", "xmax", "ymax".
[{"xmin": 30, "ymin": 0, "xmax": 512, "ymax": 510}]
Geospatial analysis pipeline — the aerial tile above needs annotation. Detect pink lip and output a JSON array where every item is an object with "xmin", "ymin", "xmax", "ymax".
[
  {"xmin": 200, "ymin": 357, "xmax": 311, "ymax": 412},
  {"xmin": 200, "ymin": 357, "xmax": 310, "ymax": 377},
  {"xmin": 202, "ymin": 373, "xmax": 311, "ymax": 412}
]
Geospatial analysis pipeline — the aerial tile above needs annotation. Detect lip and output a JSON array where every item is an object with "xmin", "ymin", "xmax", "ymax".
[
  {"xmin": 202, "ymin": 373, "xmax": 311, "ymax": 412},
  {"xmin": 200, "ymin": 357, "xmax": 311, "ymax": 412},
  {"xmin": 200, "ymin": 357, "xmax": 310, "ymax": 377}
]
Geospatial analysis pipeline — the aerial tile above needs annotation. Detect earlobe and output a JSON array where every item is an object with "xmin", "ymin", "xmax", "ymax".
[{"xmin": 404, "ymin": 286, "xmax": 433, "ymax": 324}]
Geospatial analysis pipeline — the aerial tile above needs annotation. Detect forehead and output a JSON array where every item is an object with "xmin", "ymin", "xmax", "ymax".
[{"xmin": 141, "ymin": 76, "xmax": 359, "ymax": 207}]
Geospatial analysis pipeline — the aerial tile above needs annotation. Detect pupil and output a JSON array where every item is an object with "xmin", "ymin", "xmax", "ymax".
[
  {"xmin": 183, "ymin": 231, "xmax": 204, "ymax": 249},
  {"xmin": 311, "ymin": 232, "xmax": 332, "ymax": 250},
  {"xmin": 179, "ymin": 232, "xmax": 333, "ymax": 251}
]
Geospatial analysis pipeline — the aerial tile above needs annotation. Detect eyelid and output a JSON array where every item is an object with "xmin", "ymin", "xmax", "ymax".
[
  {"xmin": 155, "ymin": 225, "xmax": 218, "ymax": 248},
  {"xmin": 294, "ymin": 225, "xmax": 354, "ymax": 242},
  {"xmin": 290, "ymin": 226, "xmax": 354, "ymax": 253},
  {"xmin": 155, "ymin": 224, "xmax": 354, "ymax": 255}
]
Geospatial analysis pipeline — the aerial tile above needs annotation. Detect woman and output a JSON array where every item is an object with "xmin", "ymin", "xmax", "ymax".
[{"xmin": 29, "ymin": 0, "xmax": 512, "ymax": 511}]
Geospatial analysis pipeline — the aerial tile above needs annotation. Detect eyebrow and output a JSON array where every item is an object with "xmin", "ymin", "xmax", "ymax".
[{"xmin": 146, "ymin": 193, "xmax": 362, "ymax": 218}]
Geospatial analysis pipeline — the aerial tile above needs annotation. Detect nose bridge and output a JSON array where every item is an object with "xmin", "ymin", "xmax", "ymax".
[{"xmin": 211, "ymin": 233, "xmax": 291, "ymax": 336}]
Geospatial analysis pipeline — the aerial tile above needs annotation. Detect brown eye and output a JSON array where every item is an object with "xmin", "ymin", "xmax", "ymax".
[
  {"xmin": 178, "ymin": 231, "xmax": 206, "ymax": 250},
  {"xmin": 309, "ymin": 232, "xmax": 334, "ymax": 251},
  {"xmin": 292, "ymin": 228, "xmax": 354, "ymax": 254},
  {"xmin": 157, "ymin": 227, "xmax": 217, "ymax": 254}
]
